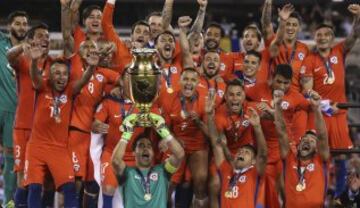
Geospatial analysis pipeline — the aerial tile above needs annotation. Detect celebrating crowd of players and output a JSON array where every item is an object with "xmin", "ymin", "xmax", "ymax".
[{"xmin": 0, "ymin": 0, "xmax": 360, "ymax": 207}]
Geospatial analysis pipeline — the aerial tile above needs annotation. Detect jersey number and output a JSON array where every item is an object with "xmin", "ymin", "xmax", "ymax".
[{"xmin": 88, "ymin": 82, "xmax": 94, "ymax": 94}]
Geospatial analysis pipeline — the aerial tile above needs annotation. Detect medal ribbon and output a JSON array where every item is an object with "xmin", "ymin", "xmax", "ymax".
[
  {"xmin": 321, "ymin": 57, "xmax": 334, "ymax": 80},
  {"xmin": 227, "ymin": 109, "xmax": 244, "ymax": 141},
  {"xmin": 180, "ymin": 94, "xmax": 197, "ymax": 118},
  {"xmin": 163, "ymin": 67, "xmax": 172, "ymax": 89},
  {"xmin": 205, "ymin": 78, "xmax": 218, "ymax": 92},
  {"xmin": 135, "ymin": 167, "xmax": 154, "ymax": 196},
  {"xmin": 283, "ymin": 42, "xmax": 297, "ymax": 65},
  {"xmin": 51, "ymin": 89, "xmax": 63, "ymax": 121},
  {"xmin": 227, "ymin": 166, "xmax": 252, "ymax": 191},
  {"xmin": 119, "ymin": 98, "xmax": 135, "ymax": 119},
  {"xmin": 296, "ymin": 160, "xmax": 307, "ymax": 185}
]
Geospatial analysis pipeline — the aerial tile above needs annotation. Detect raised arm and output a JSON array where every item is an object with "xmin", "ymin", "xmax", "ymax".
[
  {"xmin": 309, "ymin": 91, "xmax": 330, "ymax": 161},
  {"xmin": 268, "ymin": 4, "xmax": 295, "ymax": 58},
  {"xmin": 112, "ymin": 114, "xmax": 138, "ymax": 177},
  {"xmin": 344, "ymin": 4, "xmax": 360, "ymax": 52},
  {"xmin": 178, "ymin": 16, "xmax": 195, "ymax": 69},
  {"xmin": 273, "ymin": 90, "xmax": 290, "ymax": 159},
  {"xmin": 161, "ymin": 0, "xmax": 174, "ymax": 31},
  {"xmin": 72, "ymin": 51, "xmax": 98, "ymax": 95},
  {"xmin": 261, "ymin": 0, "xmax": 274, "ymax": 41},
  {"xmin": 205, "ymin": 90, "xmax": 226, "ymax": 167},
  {"xmin": 150, "ymin": 113, "xmax": 185, "ymax": 172},
  {"xmin": 60, "ymin": 0, "xmax": 75, "ymax": 58},
  {"xmin": 189, "ymin": 0, "xmax": 207, "ymax": 34},
  {"xmin": 247, "ymin": 107, "xmax": 267, "ymax": 176},
  {"xmin": 7, "ymin": 42, "xmax": 29, "ymax": 67},
  {"xmin": 29, "ymin": 43, "xmax": 44, "ymax": 90}
]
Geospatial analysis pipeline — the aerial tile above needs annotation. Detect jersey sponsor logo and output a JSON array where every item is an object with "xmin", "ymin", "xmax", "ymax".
[
  {"xmin": 281, "ymin": 101, "xmax": 289, "ymax": 110},
  {"xmin": 220, "ymin": 63, "xmax": 226, "ymax": 71},
  {"xmin": 330, "ymin": 56, "xmax": 338, "ymax": 64},
  {"xmin": 314, "ymin": 67, "xmax": 322, "ymax": 72},
  {"xmin": 298, "ymin": 52, "xmax": 305, "ymax": 61},
  {"xmin": 170, "ymin": 66, "xmax": 178, "ymax": 74},
  {"xmin": 260, "ymin": 98, "xmax": 269, "ymax": 102},
  {"xmin": 150, "ymin": 172, "xmax": 159, "ymax": 181},
  {"xmin": 96, "ymin": 74, "xmax": 104, "ymax": 82},
  {"xmin": 239, "ymin": 175, "xmax": 246, "ymax": 183}
]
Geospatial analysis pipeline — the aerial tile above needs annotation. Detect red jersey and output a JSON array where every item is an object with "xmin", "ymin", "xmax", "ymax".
[
  {"xmin": 30, "ymin": 80, "xmax": 75, "ymax": 147},
  {"xmin": 301, "ymin": 41, "xmax": 347, "ymax": 104},
  {"xmin": 161, "ymin": 91, "xmax": 207, "ymax": 152},
  {"xmin": 283, "ymin": 148, "xmax": 328, "ymax": 208},
  {"xmin": 233, "ymin": 49, "xmax": 271, "ymax": 85},
  {"xmin": 94, "ymin": 97, "xmax": 151, "ymax": 162},
  {"xmin": 197, "ymin": 77, "xmax": 226, "ymax": 107},
  {"xmin": 266, "ymin": 36, "xmax": 309, "ymax": 92},
  {"xmin": 246, "ymin": 84, "xmax": 310, "ymax": 163},
  {"xmin": 13, "ymin": 55, "xmax": 52, "ymax": 129},
  {"xmin": 215, "ymin": 103, "xmax": 255, "ymax": 153},
  {"xmin": 70, "ymin": 67, "xmax": 119, "ymax": 132},
  {"xmin": 102, "ymin": 3, "xmax": 132, "ymax": 73},
  {"xmin": 218, "ymin": 161, "xmax": 262, "ymax": 208},
  {"xmin": 158, "ymin": 60, "xmax": 183, "ymax": 105}
]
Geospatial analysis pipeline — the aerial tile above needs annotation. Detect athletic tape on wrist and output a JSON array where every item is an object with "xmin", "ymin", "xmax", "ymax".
[
  {"xmin": 164, "ymin": 160, "xmax": 178, "ymax": 174},
  {"xmin": 121, "ymin": 132, "xmax": 132, "ymax": 141}
]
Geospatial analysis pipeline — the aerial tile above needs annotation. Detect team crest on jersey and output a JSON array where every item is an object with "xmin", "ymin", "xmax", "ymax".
[
  {"xmin": 217, "ymin": 90, "xmax": 224, "ymax": 97},
  {"xmin": 330, "ymin": 56, "xmax": 338, "ymax": 64},
  {"xmin": 280, "ymin": 101, "xmax": 289, "ymax": 110},
  {"xmin": 306, "ymin": 163, "xmax": 315, "ymax": 172},
  {"xmin": 59, "ymin": 95, "xmax": 68, "ymax": 103},
  {"xmin": 96, "ymin": 74, "xmax": 104, "ymax": 82},
  {"xmin": 150, "ymin": 172, "xmax": 159, "ymax": 181},
  {"xmin": 242, "ymin": 120, "xmax": 250, "ymax": 127},
  {"xmin": 220, "ymin": 63, "xmax": 226, "ymax": 71},
  {"xmin": 239, "ymin": 175, "xmax": 246, "ymax": 183},
  {"xmin": 298, "ymin": 52, "xmax": 305, "ymax": 61},
  {"xmin": 170, "ymin": 66, "xmax": 178, "ymax": 74}
]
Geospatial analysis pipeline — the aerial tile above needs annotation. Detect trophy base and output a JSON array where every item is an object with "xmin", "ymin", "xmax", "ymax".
[{"xmin": 135, "ymin": 104, "xmax": 153, "ymax": 127}]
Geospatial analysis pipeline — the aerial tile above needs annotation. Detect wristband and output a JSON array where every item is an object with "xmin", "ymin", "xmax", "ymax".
[
  {"xmin": 120, "ymin": 139, "xmax": 128, "ymax": 144},
  {"xmin": 164, "ymin": 134, "xmax": 174, "ymax": 143},
  {"xmin": 164, "ymin": 160, "xmax": 178, "ymax": 174},
  {"xmin": 157, "ymin": 127, "xmax": 171, "ymax": 139},
  {"xmin": 121, "ymin": 131, "xmax": 133, "ymax": 141}
]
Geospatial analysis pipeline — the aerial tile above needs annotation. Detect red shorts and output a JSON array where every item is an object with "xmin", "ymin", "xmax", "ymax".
[
  {"xmin": 179, "ymin": 138, "xmax": 208, "ymax": 154},
  {"xmin": 24, "ymin": 143, "xmax": 75, "ymax": 189},
  {"xmin": 291, "ymin": 110, "xmax": 308, "ymax": 145},
  {"xmin": 308, "ymin": 112, "xmax": 353, "ymax": 149},
  {"xmin": 69, "ymin": 129, "xmax": 94, "ymax": 180},
  {"xmin": 13, "ymin": 128, "xmax": 32, "ymax": 172},
  {"xmin": 170, "ymin": 159, "xmax": 192, "ymax": 184},
  {"xmin": 264, "ymin": 160, "xmax": 283, "ymax": 208}
]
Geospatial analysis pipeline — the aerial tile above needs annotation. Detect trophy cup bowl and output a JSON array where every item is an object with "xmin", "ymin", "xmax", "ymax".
[{"xmin": 125, "ymin": 48, "xmax": 161, "ymax": 127}]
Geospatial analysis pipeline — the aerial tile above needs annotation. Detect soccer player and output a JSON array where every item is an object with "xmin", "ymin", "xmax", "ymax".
[
  {"xmin": 160, "ymin": 66, "xmax": 209, "ymax": 208},
  {"xmin": 234, "ymin": 50, "xmax": 262, "ymax": 89},
  {"xmin": 111, "ymin": 113, "xmax": 185, "ymax": 208},
  {"xmin": 273, "ymin": 89, "xmax": 330, "ymax": 208},
  {"xmin": 7, "ymin": 23, "xmax": 53, "ymax": 208},
  {"xmin": 301, "ymin": 4, "xmax": 360, "ymax": 149},
  {"xmin": 0, "ymin": 10, "xmax": 28, "ymax": 207},
  {"xmin": 246, "ymin": 64, "xmax": 311, "ymax": 207},
  {"xmin": 92, "ymin": 75, "xmax": 159, "ymax": 208},
  {"xmin": 102, "ymin": 0, "xmax": 151, "ymax": 73},
  {"xmin": 203, "ymin": 22, "xmax": 237, "ymax": 81},
  {"xmin": 67, "ymin": 40, "xmax": 120, "ymax": 206},
  {"xmin": 207, "ymin": 88, "xmax": 267, "ymax": 208},
  {"xmin": 24, "ymin": 41, "xmax": 98, "ymax": 208},
  {"xmin": 60, "ymin": 0, "xmax": 102, "ymax": 56},
  {"xmin": 207, "ymin": 79, "xmax": 264, "ymax": 208}
]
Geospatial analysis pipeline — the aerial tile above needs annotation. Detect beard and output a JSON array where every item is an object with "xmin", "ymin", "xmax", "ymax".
[
  {"xmin": 205, "ymin": 39, "xmax": 219, "ymax": 50},
  {"xmin": 10, "ymin": 28, "xmax": 26, "ymax": 41}
]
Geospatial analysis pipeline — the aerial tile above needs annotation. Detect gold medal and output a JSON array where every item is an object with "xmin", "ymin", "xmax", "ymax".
[
  {"xmin": 167, "ymin": 87, "xmax": 174, "ymax": 94},
  {"xmin": 296, "ymin": 183, "xmax": 305, "ymax": 192},
  {"xmin": 54, "ymin": 116, "xmax": 61, "ymax": 123},
  {"xmin": 224, "ymin": 191, "xmax": 232, "ymax": 198},
  {"xmin": 144, "ymin": 193, "xmax": 152, "ymax": 201}
]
